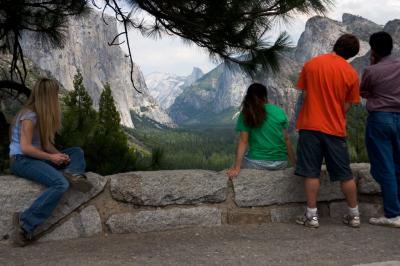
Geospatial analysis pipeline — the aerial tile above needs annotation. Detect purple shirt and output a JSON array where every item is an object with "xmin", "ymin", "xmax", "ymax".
[{"xmin": 361, "ymin": 56, "xmax": 400, "ymax": 112}]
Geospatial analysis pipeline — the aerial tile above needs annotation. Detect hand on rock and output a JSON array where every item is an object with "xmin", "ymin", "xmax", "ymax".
[{"xmin": 226, "ymin": 167, "xmax": 240, "ymax": 179}]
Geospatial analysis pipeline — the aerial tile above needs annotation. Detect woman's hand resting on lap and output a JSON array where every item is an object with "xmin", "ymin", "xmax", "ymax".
[{"xmin": 49, "ymin": 153, "xmax": 70, "ymax": 165}]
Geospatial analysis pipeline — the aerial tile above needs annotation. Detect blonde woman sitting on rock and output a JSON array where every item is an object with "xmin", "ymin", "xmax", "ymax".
[
  {"xmin": 227, "ymin": 83, "xmax": 296, "ymax": 179},
  {"xmin": 9, "ymin": 78, "xmax": 92, "ymax": 246}
]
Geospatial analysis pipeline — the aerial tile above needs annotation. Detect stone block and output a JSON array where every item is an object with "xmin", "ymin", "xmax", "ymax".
[
  {"xmin": 233, "ymin": 168, "xmax": 344, "ymax": 207},
  {"xmin": 0, "ymin": 172, "xmax": 107, "ymax": 241},
  {"xmin": 227, "ymin": 209, "xmax": 269, "ymax": 224},
  {"xmin": 40, "ymin": 205, "xmax": 102, "ymax": 242},
  {"xmin": 358, "ymin": 169, "xmax": 381, "ymax": 194},
  {"xmin": 270, "ymin": 206, "xmax": 305, "ymax": 223},
  {"xmin": 106, "ymin": 207, "xmax": 221, "ymax": 233},
  {"xmin": 109, "ymin": 170, "xmax": 228, "ymax": 206},
  {"xmin": 330, "ymin": 201, "xmax": 384, "ymax": 219},
  {"xmin": 80, "ymin": 205, "xmax": 103, "ymax": 237}
]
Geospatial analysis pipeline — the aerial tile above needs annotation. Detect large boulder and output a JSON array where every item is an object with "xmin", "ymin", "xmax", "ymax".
[
  {"xmin": 0, "ymin": 172, "xmax": 107, "ymax": 241},
  {"xmin": 109, "ymin": 170, "xmax": 228, "ymax": 206},
  {"xmin": 106, "ymin": 207, "xmax": 221, "ymax": 233},
  {"xmin": 233, "ymin": 168, "xmax": 345, "ymax": 207}
]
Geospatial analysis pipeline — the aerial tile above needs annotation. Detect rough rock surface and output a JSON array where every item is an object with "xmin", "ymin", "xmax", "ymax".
[
  {"xmin": 20, "ymin": 11, "xmax": 174, "ymax": 128},
  {"xmin": 330, "ymin": 201, "xmax": 384, "ymax": 219},
  {"xmin": 342, "ymin": 13, "xmax": 383, "ymax": 41},
  {"xmin": 106, "ymin": 207, "xmax": 221, "ymax": 233},
  {"xmin": 233, "ymin": 169, "xmax": 345, "ymax": 207},
  {"xmin": 109, "ymin": 170, "xmax": 228, "ymax": 206},
  {"xmin": 384, "ymin": 19, "xmax": 400, "ymax": 55},
  {"xmin": 0, "ymin": 172, "xmax": 107, "ymax": 241},
  {"xmin": 40, "ymin": 206, "xmax": 102, "ymax": 242},
  {"xmin": 358, "ymin": 169, "xmax": 381, "ymax": 194},
  {"xmin": 270, "ymin": 206, "xmax": 305, "ymax": 223},
  {"xmin": 295, "ymin": 15, "xmax": 370, "ymax": 65}
]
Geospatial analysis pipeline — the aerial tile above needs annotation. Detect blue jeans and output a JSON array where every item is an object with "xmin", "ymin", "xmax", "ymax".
[
  {"xmin": 366, "ymin": 112, "xmax": 400, "ymax": 218},
  {"xmin": 10, "ymin": 147, "xmax": 86, "ymax": 234}
]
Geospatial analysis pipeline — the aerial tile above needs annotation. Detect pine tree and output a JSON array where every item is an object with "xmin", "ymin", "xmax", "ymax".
[
  {"xmin": 58, "ymin": 70, "xmax": 97, "ymax": 148},
  {"xmin": 98, "ymin": 83, "xmax": 120, "ymax": 133},
  {"xmin": 91, "ymin": 83, "xmax": 137, "ymax": 175}
]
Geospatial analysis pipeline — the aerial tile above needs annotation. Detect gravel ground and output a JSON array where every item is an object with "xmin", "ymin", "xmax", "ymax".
[{"xmin": 1, "ymin": 218, "xmax": 399, "ymax": 266}]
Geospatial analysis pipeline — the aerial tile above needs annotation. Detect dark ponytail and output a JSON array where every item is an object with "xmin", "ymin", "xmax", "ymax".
[{"xmin": 241, "ymin": 83, "xmax": 268, "ymax": 128}]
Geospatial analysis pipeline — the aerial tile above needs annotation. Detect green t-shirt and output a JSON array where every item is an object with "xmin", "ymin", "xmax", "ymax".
[{"xmin": 236, "ymin": 104, "xmax": 288, "ymax": 161}]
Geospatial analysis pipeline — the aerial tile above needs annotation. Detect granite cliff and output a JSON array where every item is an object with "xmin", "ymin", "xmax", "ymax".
[{"xmin": 20, "ymin": 10, "xmax": 174, "ymax": 128}]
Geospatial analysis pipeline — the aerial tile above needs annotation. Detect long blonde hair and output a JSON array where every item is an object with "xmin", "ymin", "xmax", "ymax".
[{"xmin": 18, "ymin": 78, "xmax": 61, "ymax": 148}]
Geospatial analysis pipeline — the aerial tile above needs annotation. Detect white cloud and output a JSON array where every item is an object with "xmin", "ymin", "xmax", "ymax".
[
  {"xmin": 122, "ymin": 0, "xmax": 400, "ymax": 76},
  {"xmin": 122, "ymin": 29, "xmax": 217, "ymax": 76}
]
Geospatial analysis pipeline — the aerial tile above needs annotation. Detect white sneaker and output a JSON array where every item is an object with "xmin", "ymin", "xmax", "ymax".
[
  {"xmin": 343, "ymin": 215, "xmax": 361, "ymax": 228},
  {"xmin": 296, "ymin": 214, "xmax": 319, "ymax": 228},
  {"xmin": 369, "ymin": 216, "xmax": 400, "ymax": 228}
]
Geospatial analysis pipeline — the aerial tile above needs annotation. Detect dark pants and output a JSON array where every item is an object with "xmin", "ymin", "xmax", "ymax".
[
  {"xmin": 366, "ymin": 112, "xmax": 400, "ymax": 218},
  {"xmin": 10, "ymin": 147, "xmax": 86, "ymax": 234}
]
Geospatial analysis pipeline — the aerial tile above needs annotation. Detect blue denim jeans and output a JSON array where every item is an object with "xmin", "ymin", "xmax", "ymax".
[
  {"xmin": 366, "ymin": 112, "xmax": 400, "ymax": 218},
  {"xmin": 10, "ymin": 147, "xmax": 86, "ymax": 234}
]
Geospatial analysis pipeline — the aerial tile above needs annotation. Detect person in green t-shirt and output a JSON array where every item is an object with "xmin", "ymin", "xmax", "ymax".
[{"xmin": 227, "ymin": 83, "xmax": 296, "ymax": 179}]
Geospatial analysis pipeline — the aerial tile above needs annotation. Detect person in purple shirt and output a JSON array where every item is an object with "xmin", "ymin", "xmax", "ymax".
[{"xmin": 361, "ymin": 31, "xmax": 400, "ymax": 228}]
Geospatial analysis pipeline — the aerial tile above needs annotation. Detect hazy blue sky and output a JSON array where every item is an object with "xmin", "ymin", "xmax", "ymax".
[{"xmin": 122, "ymin": 0, "xmax": 400, "ymax": 76}]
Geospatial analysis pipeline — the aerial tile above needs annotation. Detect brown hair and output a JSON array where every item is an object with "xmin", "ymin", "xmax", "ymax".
[
  {"xmin": 369, "ymin": 31, "xmax": 393, "ymax": 57},
  {"xmin": 241, "ymin": 83, "xmax": 268, "ymax": 128},
  {"xmin": 333, "ymin": 34, "xmax": 360, "ymax": 59},
  {"xmin": 17, "ymin": 78, "xmax": 61, "ymax": 149}
]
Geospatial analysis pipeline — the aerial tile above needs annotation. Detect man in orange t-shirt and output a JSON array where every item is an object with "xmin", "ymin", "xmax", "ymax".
[{"xmin": 295, "ymin": 34, "xmax": 361, "ymax": 229}]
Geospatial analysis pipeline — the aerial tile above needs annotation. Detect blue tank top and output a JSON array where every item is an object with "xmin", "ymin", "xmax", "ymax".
[{"xmin": 9, "ymin": 111, "xmax": 42, "ymax": 156}]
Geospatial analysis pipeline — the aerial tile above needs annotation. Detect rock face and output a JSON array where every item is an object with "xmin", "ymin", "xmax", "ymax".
[
  {"xmin": 109, "ymin": 170, "xmax": 228, "ymax": 206},
  {"xmin": 0, "ymin": 172, "xmax": 107, "ymax": 240},
  {"xmin": 384, "ymin": 20, "xmax": 400, "ymax": 55},
  {"xmin": 233, "ymin": 168, "xmax": 345, "ymax": 207},
  {"xmin": 295, "ymin": 16, "xmax": 345, "ymax": 64},
  {"xmin": 146, "ymin": 67, "xmax": 204, "ymax": 110},
  {"xmin": 20, "ymin": 10, "xmax": 174, "ymax": 128},
  {"xmin": 342, "ymin": 13, "xmax": 383, "ymax": 42},
  {"xmin": 295, "ymin": 14, "xmax": 372, "ymax": 65},
  {"xmin": 106, "ymin": 207, "xmax": 221, "ymax": 233}
]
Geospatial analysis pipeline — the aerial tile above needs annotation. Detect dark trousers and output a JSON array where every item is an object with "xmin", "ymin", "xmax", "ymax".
[{"xmin": 366, "ymin": 112, "xmax": 400, "ymax": 218}]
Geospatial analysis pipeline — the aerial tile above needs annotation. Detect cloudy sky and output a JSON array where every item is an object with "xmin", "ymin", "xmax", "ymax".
[{"xmin": 123, "ymin": 0, "xmax": 400, "ymax": 76}]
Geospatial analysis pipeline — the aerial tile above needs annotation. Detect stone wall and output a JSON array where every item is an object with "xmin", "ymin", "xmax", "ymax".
[{"xmin": 0, "ymin": 164, "xmax": 383, "ymax": 244}]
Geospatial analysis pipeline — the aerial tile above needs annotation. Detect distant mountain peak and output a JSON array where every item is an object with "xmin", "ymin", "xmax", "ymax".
[
  {"xmin": 342, "ymin": 13, "xmax": 375, "ymax": 25},
  {"xmin": 185, "ymin": 67, "xmax": 204, "ymax": 86},
  {"xmin": 342, "ymin": 13, "xmax": 383, "ymax": 41}
]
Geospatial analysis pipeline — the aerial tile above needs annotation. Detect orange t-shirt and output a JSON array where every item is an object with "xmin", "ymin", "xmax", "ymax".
[{"xmin": 296, "ymin": 53, "xmax": 360, "ymax": 137}]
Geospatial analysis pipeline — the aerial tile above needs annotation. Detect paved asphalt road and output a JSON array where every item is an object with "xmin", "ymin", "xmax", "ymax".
[{"xmin": 1, "ymin": 218, "xmax": 399, "ymax": 266}]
